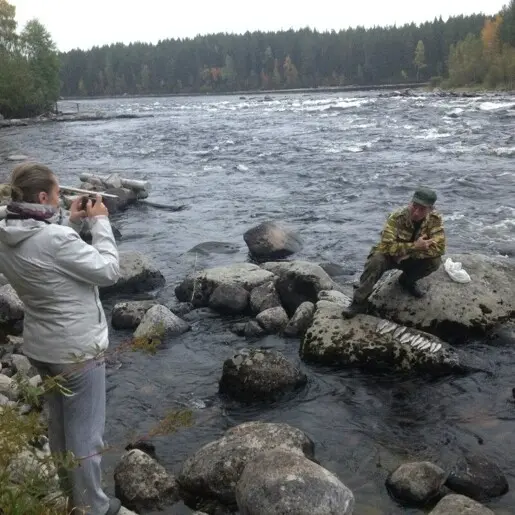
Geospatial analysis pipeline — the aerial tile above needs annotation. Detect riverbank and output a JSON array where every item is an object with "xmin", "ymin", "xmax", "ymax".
[
  {"xmin": 1, "ymin": 82, "xmax": 511, "ymax": 131},
  {"xmin": 59, "ymin": 82, "xmax": 431, "ymax": 101}
]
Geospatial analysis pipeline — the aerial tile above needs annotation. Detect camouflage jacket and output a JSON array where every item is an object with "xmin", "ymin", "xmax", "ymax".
[{"xmin": 373, "ymin": 207, "xmax": 446, "ymax": 259}]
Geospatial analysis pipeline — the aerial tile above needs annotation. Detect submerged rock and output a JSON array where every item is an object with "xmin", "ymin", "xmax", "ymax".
[
  {"xmin": 429, "ymin": 494, "xmax": 494, "ymax": 515},
  {"xmin": 236, "ymin": 448, "xmax": 355, "ymax": 515},
  {"xmin": 244, "ymin": 319, "xmax": 266, "ymax": 339},
  {"xmin": 111, "ymin": 300, "xmax": 158, "ymax": 330},
  {"xmin": 100, "ymin": 251, "xmax": 165, "ymax": 296},
  {"xmin": 300, "ymin": 301, "xmax": 464, "ymax": 375},
  {"xmin": 177, "ymin": 421, "xmax": 315, "ymax": 509},
  {"xmin": 369, "ymin": 254, "xmax": 515, "ymax": 341},
  {"xmin": 261, "ymin": 260, "xmax": 344, "ymax": 315},
  {"xmin": 386, "ymin": 461, "xmax": 447, "ymax": 505},
  {"xmin": 445, "ymin": 453, "xmax": 509, "ymax": 501},
  {"xmin": 188, "ymin": 241, "xmax": 240, "ymax": 255},
  {"xmin": 243, "ymin": 221, "xmax": 302, "ymax": 261},
  {"xmin": 114, "ymin": 449, "xmax": 178, "ymax": 512},
  {"xmin": 175, "ymin": 263, "xmax": 274, "ymax": 307},
  {"xmin": 219, "ymin": 348, "xmax": 307, "ymax": 402}
]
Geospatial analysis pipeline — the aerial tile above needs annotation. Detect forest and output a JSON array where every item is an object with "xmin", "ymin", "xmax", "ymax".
[
  {"xmin": 1, "ymin": 0, "xmax": 514, "ymax": 118},
  {"xmin": 57, "ymin": 1, "xmax": 515, "ymax": 97}
]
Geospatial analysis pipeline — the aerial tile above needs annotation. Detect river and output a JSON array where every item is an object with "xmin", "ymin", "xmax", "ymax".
[{"xmin": 1, "ymin": 90, "xmax": 515, "ymax": 514}]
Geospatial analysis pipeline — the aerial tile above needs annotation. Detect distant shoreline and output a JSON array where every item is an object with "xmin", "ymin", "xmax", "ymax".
[{"xmin": 59, "ymin": 82, "xmax": 430, "ymax": 101}]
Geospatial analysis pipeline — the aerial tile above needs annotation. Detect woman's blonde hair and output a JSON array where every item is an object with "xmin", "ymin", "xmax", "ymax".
[{"xmin": 9, "ymin": 162, "xmax": 57, "ymax": 203}]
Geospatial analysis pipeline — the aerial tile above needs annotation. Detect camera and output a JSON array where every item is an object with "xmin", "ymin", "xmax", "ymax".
[{"xmin": 80, "ymin": 195, "xmax": 97, "ymax": 211}]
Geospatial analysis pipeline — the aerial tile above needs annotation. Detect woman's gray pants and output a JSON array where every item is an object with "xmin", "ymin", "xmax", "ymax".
[{"xmin": 29, "ymin": 357, "xmax": 110, "ymax": 515}]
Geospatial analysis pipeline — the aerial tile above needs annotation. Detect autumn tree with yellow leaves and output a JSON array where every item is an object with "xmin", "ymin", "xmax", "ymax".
[{"xmin": 447, "ymin": 2, "xmax": 515, "ymax": 89}]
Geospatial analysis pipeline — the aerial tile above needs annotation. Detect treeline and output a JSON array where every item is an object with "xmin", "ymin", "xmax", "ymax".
[
  {"xmin": 59, "ymin": 12, "xmax": 506, "ymax": 98},
  {"xmin": 1, "ymin": 0, "xmax": 514, "ymax": 119},
  {"xmin": 0, "ymin": 0, "xmax": 60, "ymax": 118},
  {"xmin": 446, "ymin": 4, "xmax": 515, "ymax": 88}
]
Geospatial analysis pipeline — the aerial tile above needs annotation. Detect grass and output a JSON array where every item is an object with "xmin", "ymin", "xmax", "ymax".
[{"xmin": 0, "ymin": 323, "xmax": 193, "ymax": 514}]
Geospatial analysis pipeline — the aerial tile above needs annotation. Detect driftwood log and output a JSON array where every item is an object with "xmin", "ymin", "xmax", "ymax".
[{"xmin": 79, "ymin": 173, "xmax": 150, "ymax": 194}]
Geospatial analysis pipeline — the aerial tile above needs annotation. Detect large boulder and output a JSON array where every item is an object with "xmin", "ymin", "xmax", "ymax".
[
  {"xmin": 114, "ymin": 449, "xmax": 178, "ymax": 512},
  {"xmin": 100, "ymin": 251, "xmax": 165, "ymax": 296},
  {"xmin": 429, "ymin": 494, "xmax": 494, "ymax": 515},
  {"xmin": 243, "ymin": 221, "xmax": 302, "ymax": 261},
  {"xmin": 175, "ymin": 263, "xmax": 274, "ymax": 307},
  {"xmin": 369, "ymin": 254, "xmax": 515, "ymax": 341},
  {"xmin": 235, "ymin": 448, "xmax": 354, "ymax": 515},
  {"xmin": 445, "ymin": 453, "xmax": 509, "ymax": 501},
  {"xmin": 261, "ymin": 261, "xmax": 344, "ymax": 315},
  {"xmin": 219, "ymin": 348, "xmax": 307, "ymax": 402},
  {"xmin": 385, "ymin": 461, "xmax": 447, "ymax": 505},
  {"xmin": 177, "ymin": 421, "xmax": 315, "ymax": 509},
  {"xmin": 300, "ymin": 301, "xmax": 464, "ymax": 375}
]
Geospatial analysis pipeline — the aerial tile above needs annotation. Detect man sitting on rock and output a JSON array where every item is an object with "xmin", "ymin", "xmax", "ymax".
[{"xmin": 342, "ymin": 187, "xmax": 446, "ymax": 318}]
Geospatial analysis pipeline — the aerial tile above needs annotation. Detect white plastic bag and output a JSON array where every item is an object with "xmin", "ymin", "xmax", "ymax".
[{"xmin": 444, "ymin": 257, "xmax": 471, "ymax": 284}]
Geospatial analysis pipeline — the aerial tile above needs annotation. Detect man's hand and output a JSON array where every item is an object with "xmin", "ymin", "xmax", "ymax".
[
  {"xmin": 86, "ymin": 194, "xmax": 109, "ymax": 218},
  {"xmin": 414, "ymin": 236, "xmax": 435, "ymax": 251},
  {"xmin": 69, "ymin": 196, "xmax": 88, "ymax": 223}
]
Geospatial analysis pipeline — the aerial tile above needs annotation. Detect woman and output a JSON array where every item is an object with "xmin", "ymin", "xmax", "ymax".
[{"xmin": 0, "ymin": 162, "xmax": 121, "ymax": 515}]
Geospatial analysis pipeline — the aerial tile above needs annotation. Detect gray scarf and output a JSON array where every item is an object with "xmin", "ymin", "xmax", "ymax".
[{"xmin": 6, "ymin": 201, "xmax": 64, "ymax": 224}]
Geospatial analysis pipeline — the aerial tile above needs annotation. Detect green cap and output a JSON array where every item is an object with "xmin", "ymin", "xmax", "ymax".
[{"xmin": 412, "ymin": 187, "xmax": 437, "ymax": 207}]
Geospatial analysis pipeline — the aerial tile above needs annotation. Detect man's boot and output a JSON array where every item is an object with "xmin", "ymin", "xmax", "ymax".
[
  {"xmin": 341, "ymin": 301, "xmax": 367, "ymax": 319},
  {"xmin": 398, "ymin": 274, "xmax": 425, "ymax": 298}
]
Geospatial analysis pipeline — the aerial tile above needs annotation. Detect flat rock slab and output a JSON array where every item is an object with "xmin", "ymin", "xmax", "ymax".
[
  {"xmin": 175, "ymin": 263, "xmax": 275, "ymax": 307},
  {"xmin": 369, "ymin": 254, "xmax": 515, "ymax": 341},
  {"xmin": 300, "ymin": 301, "xmax": 464, "ymax": 375}
]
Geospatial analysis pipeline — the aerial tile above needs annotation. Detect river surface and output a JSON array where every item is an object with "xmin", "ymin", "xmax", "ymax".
[{"xmin": 1, "ymin": 91, "xmax": 515, "ymax": 514}]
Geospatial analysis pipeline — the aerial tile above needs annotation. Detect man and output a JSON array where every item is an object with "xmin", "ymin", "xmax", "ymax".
[{"xmin": 342, "ymin": 187, "xmax": 446, "ymax": 318}]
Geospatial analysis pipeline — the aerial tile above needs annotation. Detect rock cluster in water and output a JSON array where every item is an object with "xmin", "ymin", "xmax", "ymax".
[{"xmin": 1, "ymin": 217, "xmax": 514, "ymax": 513}]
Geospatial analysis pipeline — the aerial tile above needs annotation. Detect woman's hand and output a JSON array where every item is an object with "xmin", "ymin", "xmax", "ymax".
[
  {"xmin": 69, "ymin": 196, "xmax": 88, "ymax": 223},
  {"xmin": 86, "ymin": 194, "xmax": 109, "ymax": 218}
]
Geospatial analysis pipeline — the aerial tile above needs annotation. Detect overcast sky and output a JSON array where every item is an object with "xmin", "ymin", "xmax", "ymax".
[{"xmin": 10, "ymin": 0, "xmax": 507, "ymax": 52}]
